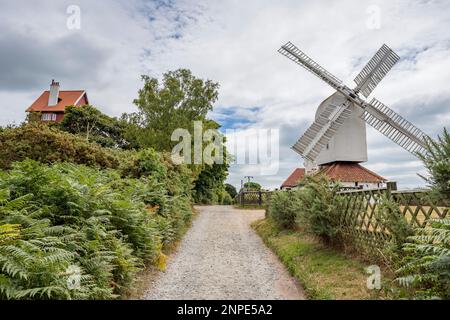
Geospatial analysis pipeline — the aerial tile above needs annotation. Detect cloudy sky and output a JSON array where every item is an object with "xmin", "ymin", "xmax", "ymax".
[{"xmin": 1, "ymin": 0, "xmax": 449, "ymax": 190}]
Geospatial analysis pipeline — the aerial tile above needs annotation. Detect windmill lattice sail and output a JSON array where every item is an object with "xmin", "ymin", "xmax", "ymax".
[
  {"xmin": 292, "ymin": 102, "xmax": 352, "ymax": 161},
  {"xmin": 278, "ymin": 42, "xmax": 343, "ymax": 90},
  {"xmin": 354, "ymin": 44, "xmax": 400, "ymax": 98},
  {"xmin": 362, "ymin": 98, "xmax": 428, "ymax": 155}
]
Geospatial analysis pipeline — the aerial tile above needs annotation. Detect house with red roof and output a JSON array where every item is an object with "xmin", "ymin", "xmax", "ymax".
[
  {"xmin": 281, "ymin": 162, "xmax": 386, "ymax": 190},
  {"xmin": 280, "ymin": 168, "xmax": 305, "ymax": 190},
  {"xmin": 26, "ymin": 80, "xmax": 88, "ymax": 123}
]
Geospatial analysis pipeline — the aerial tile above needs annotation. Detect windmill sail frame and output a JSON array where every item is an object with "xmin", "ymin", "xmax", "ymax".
[
  {"xmin": 292, "ymin": 101, "xmax": 352, "ymax": 161},
  {"xmin": 279, "ymin": 41, "xmax": 429, "ymax": 161},
  {"xmin": 362, "ymin": 98, "xmax": 428, "ymax": 155},
  {"xmin": 354, "ymin": 44, "xmax": 400, "ymax": 98},
  {"xmin": 278, "ymin": 42, "xmax": 343, "ymax": 91}
]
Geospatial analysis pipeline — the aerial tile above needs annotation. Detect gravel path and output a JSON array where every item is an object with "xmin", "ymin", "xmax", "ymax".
[{"xmin": 143, "ymin": 205, "xmax": 305, "ymax": 300}]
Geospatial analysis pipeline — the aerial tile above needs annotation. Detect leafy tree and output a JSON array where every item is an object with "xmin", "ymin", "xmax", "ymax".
[
  {"xmin": 60, "ymin": 105, "xmax": 128, "ymax": 148},
  {"xmin": 193, "ymin": 162, "xmax": 228, "ymax": 204},
  {"xmin": 225, "ymin": 184, "xmax": 237, "ymax": 199},
  {"xmin": 244, "ymin": 182, "xmax": 262, "ymax": 191},
  {"xmin": 123, "ymin": 69, "xmax": 219, "ymax": 152}
]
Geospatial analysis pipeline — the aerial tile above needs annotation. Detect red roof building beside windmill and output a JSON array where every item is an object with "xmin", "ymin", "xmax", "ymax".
[
  {"xmin": 26, "ymin": 80, "xmax": 88, "ymax": 123},
  {"xmin": 281, "ymin": 162, "xmax": 386, "ymax": 190}
]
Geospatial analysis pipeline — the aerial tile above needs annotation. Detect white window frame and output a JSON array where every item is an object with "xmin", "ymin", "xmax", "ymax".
[{"xmin": 41, "ymin": 113, "xmax": 57, "ymax": 121}]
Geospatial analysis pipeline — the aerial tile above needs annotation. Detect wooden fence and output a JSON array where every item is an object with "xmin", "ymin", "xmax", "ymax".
[
  {"xmin": 337, "ymin": 188, "xmax": 448, "ymax": 251},
  {"xmin": 244, "ymin": 186, "xmax": 448, "ymax": 251},
  {"xmin": 234, "ymin": 191, "xmax": 271, "ymax": 207}
]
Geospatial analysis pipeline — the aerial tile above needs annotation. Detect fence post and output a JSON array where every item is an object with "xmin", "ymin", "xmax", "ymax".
[
  {"xmin": 240, "ymin": 192, "xmax": 244, "ymax": 207},
  {"xmin": 258, "ymin": 191, "xmax": 262, "ymax": 206}
]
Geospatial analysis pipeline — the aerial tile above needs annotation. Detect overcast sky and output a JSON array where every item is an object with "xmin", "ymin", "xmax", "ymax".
[{"xmin": 1, "ymin": 0, "xmax": 449, "ymax": 190}]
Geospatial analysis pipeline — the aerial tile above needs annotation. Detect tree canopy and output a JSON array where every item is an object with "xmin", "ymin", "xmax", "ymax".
[
  {"xmin": 244, "ymin": 182, "xmax": 262, "ymax": 191},
  {"xmin": 123, "ymin": 69, "xmax": 220, "ymax": 152},
  {"xmin": 225, "ymin": 183, "xmax": 237, "ymax": 198},
  {"xmin": 60, "ymin": 105, "xmax": 128, "ymax": 148}
]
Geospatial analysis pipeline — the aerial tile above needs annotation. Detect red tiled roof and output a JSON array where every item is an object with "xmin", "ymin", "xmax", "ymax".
[
  {"xmin": 26, "ymin": 90, "xmax": 87, "ymax": 112},
  {"xmin": 319, "ymin": 162, "xmax": 386, "ymax": 183},
  {"xmin": 281, "ymin": 168, "xmax": 305, "ymax": 188}
]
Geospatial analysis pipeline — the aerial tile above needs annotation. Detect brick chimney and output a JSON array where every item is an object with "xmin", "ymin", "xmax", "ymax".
[{"xmin": 48, "ymin": 79, "xmax": 60, "ymax": 106}]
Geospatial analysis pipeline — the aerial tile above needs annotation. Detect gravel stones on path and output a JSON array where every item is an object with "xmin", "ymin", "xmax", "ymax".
[{"xmin": 143, "ymin": 205, "xmax": 305, "ymax": 300}]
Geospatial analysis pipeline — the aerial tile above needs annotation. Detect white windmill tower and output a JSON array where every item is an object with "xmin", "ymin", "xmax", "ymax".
[{"xmin": 278, "ymin": 42, "xmax": 428, "ymax": 178}]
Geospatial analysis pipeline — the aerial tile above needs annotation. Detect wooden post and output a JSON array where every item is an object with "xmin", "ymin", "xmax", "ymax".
[{"xmin": 258, "ymin": 191, "xmax": 262, "ymax": 206}]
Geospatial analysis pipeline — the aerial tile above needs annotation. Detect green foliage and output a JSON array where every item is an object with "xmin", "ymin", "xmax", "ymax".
[
  {"xmin": 0, "ymin": 124, "xmax": 119, "ymax": 170},
  {"xmin": 225, "ymin": 184, "xmax": 237, "ymax": 199},
  {"xmin": 376, "ymin": 194, "xmax": 414, "ymax": 253},
  {"xmin": 60, "ymin": 105, "xmax": 129, "ymax": 148},
  {"xmin": 122, "ymin": 148, "xmax": 167, "ymax": 182},
  {"xmin": 218, "ymin": 189, "xmax": 233, "ymax": 205},
  {"xmin": 244, "ymin": 182, "xmax": 262, "ymax": 191},
  {"xmin": 123, "ymin": 69, "xmax": 219, "ymax": 152},
  {"xmin": 192, "ymin": 163, "xmax": 228, "ymax": 204},
  {"xmin": 396, "ymin": 218, "xmax": 450, "ymax": 299},
  {"xmin": 296, "ymin": 176, "xmax": 344, "ymax": 245},
  {"xmin": 418, "ymin": 128, "xmax": 450, "ymax": 201},
  {"xmin": 268, "ymin": 176, "xmax": 343, "ymax": 238},
  {"xmin": 0, "ymin": 159, "xmax": 193, "ymax": 300},
  {"xmin": 121, "ymin": 70, "xmax": 227, "ymax": 205},
  {"xmin": 268, "ymin": 191, "xmax": 302, "ymax": 229}
]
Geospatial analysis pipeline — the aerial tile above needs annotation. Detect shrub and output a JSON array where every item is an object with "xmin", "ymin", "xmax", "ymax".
[
  {"xmin": 268, "ymin": 191, "xmax": 302, "ymax": 230},
  {"xmin": 0, "ymin": 160, "xmax": 193, "ymax": 299},
  {"xmin": 418, "ymin": 128, "xmax": 450, "ymax": 201},
  {"xmin": 297, "ymin": 176, "xmax": 344, "ymax": 245},
  {"xmin": 221, "ymin": 192, "xmax": 233, "ymax": 205},
  {"xmin": 376, "ymin": 194, "xmax": 414, "ymax": 255},
  {"xmin": 225, "ymin": 184, "xmax": 237, "ymax": 199},
  {"xmin": 0, "ymin": 124, "xmax": 119, "ymax": 170},
  {"xmin": 396, "ymin": 218, "xmax": 450, "ymax": 299}
]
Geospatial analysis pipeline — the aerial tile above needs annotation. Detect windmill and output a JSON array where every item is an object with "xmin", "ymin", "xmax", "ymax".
[{"xmin": 278, "ymin": 42, "xmax": 428, "ymax": 172}]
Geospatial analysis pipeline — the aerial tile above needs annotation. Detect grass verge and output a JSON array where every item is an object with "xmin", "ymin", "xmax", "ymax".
[{"xmin": 252, "ymin": 218, "xmax": 390, "ymax": 300}]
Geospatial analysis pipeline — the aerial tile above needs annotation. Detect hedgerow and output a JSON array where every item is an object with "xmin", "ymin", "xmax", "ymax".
[{"xmin": 0, "ymin": 124, "xmax": 120, "ymax": 170}]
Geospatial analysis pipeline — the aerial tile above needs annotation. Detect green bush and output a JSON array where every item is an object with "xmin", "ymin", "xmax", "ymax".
[
  {"xmin": 418, "ymin": 128, "xmax": 450, "ymax": 201},
  {"xmin": 296, "ymin": 176, "xmax": 344, "ymax": 245},
  {"xmin": 268, "ymin": 191, "xmax": 302, "ymax": 230},
  {"xmin": 0, "ymin": 124, "xmax": 119, "ymax": 170},
  {"xmin": 396, "ymin": 218, "xmax": 450, "ymax": 299},
  {"xmin": 0, "ymin": 159, "xmax": 193, "ymax": 300},
  {"xmin": 376, "ymin": 194, "xmax": 414, "ymax": 254},
  {"xmin": 221, "ymin": 192, "xmax": 233, "ymax": 205}
]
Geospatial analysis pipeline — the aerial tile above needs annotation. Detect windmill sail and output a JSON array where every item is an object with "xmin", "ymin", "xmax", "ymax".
[
  {"xmin": 354, "ymin": 44, "xmax": 400, "ymax": 98},
  {"xmin": 362, "ymin": 98, "xmax": 428, "ymax": 155},
  {"xmin": 293, "ymin": 101, "xmax": 353, "ymax": 161},
  {"xmin": 278, "ymin": 42, "xmax": 343, "ymax": 90}
]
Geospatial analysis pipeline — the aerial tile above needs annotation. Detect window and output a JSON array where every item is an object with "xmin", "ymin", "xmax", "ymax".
[{"xmin": 41, "ymin": 113, "xmax": 57, "ymax": 121}]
